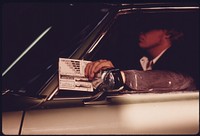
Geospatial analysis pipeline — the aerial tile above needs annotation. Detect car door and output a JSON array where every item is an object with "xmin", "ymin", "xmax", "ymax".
[{"xmin": 2, "ymin": 2, "xmax": 199, "ymax": 135}]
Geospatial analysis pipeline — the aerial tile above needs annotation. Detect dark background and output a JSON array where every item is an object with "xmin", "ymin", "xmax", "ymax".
[{"xmin": 2, "ymin": 3, "xmax": 107, "ymax": 94}]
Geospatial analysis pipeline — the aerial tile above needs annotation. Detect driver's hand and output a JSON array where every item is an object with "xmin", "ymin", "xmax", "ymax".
[{"xmin": 85, "ymin": 59, "xmax": 114, "ymax": 80}]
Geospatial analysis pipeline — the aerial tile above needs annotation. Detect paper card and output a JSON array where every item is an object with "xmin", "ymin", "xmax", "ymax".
[{"xmin": 58, "ymin": 58, "xmax": 93, "ymax": 92}]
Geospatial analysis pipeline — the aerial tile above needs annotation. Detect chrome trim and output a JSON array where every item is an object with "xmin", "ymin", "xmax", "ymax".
[
  {"xmin": 87, "ymin": 32, "xmax": 106, "ymax": 53},
  {"xmin": 118, "ymin": 8, "xmax": 136, "ymax": 12},
  {"xmin": 141, "ymin": 6, "xmax": 199, "ymax": 10},
  {"xmin": 118, "ymin": 6, "xmax": 199, "ymax": 14},
  {"xmin": 47, "ymin": 87, "xmax": 58, "ymax": 101},
  {"xmin": 53, "ymin": 96, "xmax": 91, "ymax": 100},
  {"xmin": 2, "ymin": 26, "xmax": 52, "ymax": 77},
  {"xmin": 68, "ymin": 12, "xmax": 110, "ymax": 59},
  {"xmin": 82, "ymin": 12, "xmax": 117, "ymax": 59}
]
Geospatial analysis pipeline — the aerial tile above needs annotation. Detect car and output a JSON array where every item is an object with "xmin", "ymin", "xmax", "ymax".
[{"xmin": 2, "ymin": 2, "xmax": 199, "ymax": 135}]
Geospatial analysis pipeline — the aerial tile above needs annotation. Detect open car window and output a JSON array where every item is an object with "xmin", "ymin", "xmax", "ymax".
[
  {"xmin": 54, "ymin": 6, "xmax": 199, "ymax": 100},
  {"xmin": 89, "ymin": 9, "xmax": 199, "ymax": 69}
]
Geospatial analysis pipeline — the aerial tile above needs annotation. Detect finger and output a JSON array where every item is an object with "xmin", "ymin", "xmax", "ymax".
[
  {"xmin": 88, "ymin": 60, "xmax": 107, "ymax": 80},
  {"xmin": 94, "ymin": 60, "xmax": 114, "ymax": 73},
  {"xmin": 91, "ymin": 60, "xmax": 107, "ymax": 75},
  {"xmin": 88, "ymin": 60, "xmax": 104, "ymax": 80},
  {"xmin": 85, "ymin": 62, "xmax": 92, "ymax": 77}
]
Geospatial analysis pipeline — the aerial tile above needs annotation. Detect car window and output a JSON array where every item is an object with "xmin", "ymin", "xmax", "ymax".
[
  {"xmin": 88, "ymin": 9, "xmax": 199, "ymax": 71},
  {"xmin": 53, "ymin": 7, "xmax": 199, "ymax": 99},
  {"xmin": 2, "ymin": 3, "xmax": 108, "ymax": 96}
]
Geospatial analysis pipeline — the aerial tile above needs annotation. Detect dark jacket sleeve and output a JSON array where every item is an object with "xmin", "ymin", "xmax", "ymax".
[{"xmin": 153, "ymin": 45, "xmax": 199, "ymax": 89}]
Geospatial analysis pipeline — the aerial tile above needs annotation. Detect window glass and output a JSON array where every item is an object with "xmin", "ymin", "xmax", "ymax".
[{"xmin": 2, "ymin": 3, "xmax": 108, "ymax": 96}]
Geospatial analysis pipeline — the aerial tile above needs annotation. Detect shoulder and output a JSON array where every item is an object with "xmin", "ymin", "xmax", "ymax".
[{"xmin": 153, "ymin": 45, "xmax": 189, "ymax": 71}]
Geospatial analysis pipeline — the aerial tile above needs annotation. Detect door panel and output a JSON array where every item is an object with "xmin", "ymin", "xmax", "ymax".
[
  {"xmin": 2, "ymin": 111, "xmax": 23, "ymax": 135},
  {"xmin": 21, "ymin": 92, "xmax": 199, "ymax": 134}
]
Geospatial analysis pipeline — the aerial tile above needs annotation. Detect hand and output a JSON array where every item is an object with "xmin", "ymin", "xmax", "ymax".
[
  {"xmin": 84, "ymin": 68, "xmax": 124, "ymax": 102},
  {"xmin": 92, "ymin": 68, "xmax": 124, "ymax": 91},
  {"xmin": 85, "ymin": 59, "xmax": 114, "ymax": 80}
]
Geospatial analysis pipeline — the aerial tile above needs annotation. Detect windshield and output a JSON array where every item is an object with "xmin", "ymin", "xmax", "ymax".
[{"xmin": 2, "ymin": 3, "xmax": 108, "ymax": 96}]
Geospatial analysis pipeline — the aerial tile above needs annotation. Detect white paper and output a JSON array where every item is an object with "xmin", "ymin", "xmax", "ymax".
[{"xmin": 58, "ymin": 58, "xmax": 93, "ymax": 92}]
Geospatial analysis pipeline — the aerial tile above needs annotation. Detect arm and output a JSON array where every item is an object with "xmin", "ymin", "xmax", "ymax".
[
  {"xmin": 122, "ymin": 70, "xmax": 196, "ymax": 91},
  {"xmin": 85, "ymin": 60, "xmax": 196, "ymax": 92}
]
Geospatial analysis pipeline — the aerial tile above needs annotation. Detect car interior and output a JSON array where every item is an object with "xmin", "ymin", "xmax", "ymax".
[{"xmin": 55, "ymin": 9, "xmax": 199, "ymax": 99}]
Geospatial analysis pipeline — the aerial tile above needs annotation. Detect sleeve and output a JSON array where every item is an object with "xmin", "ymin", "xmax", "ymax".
[{"xmin": 123, "ymin": 70, "xmax": 197, "ymax": 92}]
